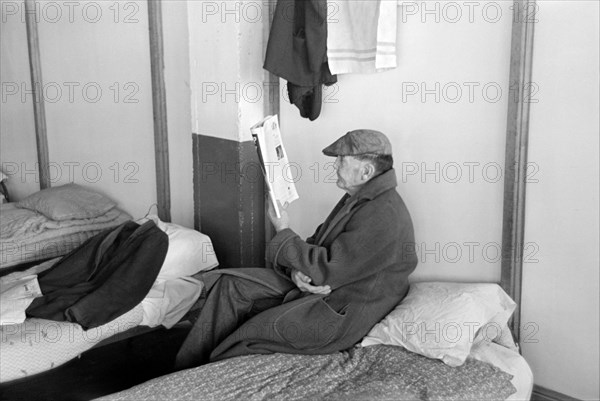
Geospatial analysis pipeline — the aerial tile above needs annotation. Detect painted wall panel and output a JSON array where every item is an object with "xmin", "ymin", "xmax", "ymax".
[
  {"xmin": 34, "ymin": 1, "xmax": 156, "ymax": 219},
  {"xmin": 0, "ymin": 1, "xmax": 40, "ymax": 199},
  {"xmin": 163, "ymin": 0, "xmax": 193, "ymax": 227},
  {"xmin": 280, "ymin": 1, "xmax": 513, "ymax": 283},
  {"xmin": 1, "ymin": 1, "xmax": 194, "ymax": 225},
  {"xmin": 187, "ymin": 0, "xmax": 264, "ymax": 142},
  {"xmin": 521, "ymin": 1, "xmax": 600, "ymax": 398}
]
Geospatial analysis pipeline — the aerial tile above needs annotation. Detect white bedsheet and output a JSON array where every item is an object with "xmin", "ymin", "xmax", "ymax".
[
  {"xmin": 0, "ymin": 304, "xmax": 144, "ymax": 383},
  {"xmin": 470, "ymin": 341, "xmax": 534, "ymax": 401}
]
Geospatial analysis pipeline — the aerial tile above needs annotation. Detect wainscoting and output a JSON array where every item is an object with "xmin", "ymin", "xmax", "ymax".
[{"xmin": 193, "ymin": 134, "xmax": 266, "ymax": 269}]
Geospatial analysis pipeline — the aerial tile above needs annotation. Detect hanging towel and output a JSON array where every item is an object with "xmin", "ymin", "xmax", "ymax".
[{"xmin": 326, "ymin": 0, "xmax": 398, "ymax": 74}]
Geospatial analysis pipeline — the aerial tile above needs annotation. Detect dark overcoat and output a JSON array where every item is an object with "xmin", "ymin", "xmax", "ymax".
[
  {"xmin": 263, "ymin": 0, "xmax": 336, "ymax": 120},
  {"xmin": 210, "ymin": 169, "xmax": 418, "ymax": 361}
]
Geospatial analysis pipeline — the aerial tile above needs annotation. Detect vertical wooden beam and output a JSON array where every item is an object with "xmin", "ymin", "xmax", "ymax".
[
  {"xmin": 501, "ymin": 0, "xmax": 536, "ymax": 345},
  {"xmin": 24, "ymin": 0, "xmax": 50, "ymax": 190},
  {"xmin": 147, "ymin": 0, "xmax": 171, "ymax": 222},
  {"xmin": 263, "ymin": 0, "xmax": 280, "ymax": 120},
  {"xmin": 192, "ymin": 133, "xmax": 201, "ymax": 232},
  {"xmin": 262, "ymin": 0, "xmax": 280, "ymax": 262}
]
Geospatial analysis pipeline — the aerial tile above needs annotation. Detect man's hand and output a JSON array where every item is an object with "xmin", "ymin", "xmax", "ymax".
[
  {"xmin": 267, "ymin": 200, "xmax": 290, "ymax": 232},
  {"xmin": 291, "ymin": 269, "xmax": 331, "ymax": 295}
]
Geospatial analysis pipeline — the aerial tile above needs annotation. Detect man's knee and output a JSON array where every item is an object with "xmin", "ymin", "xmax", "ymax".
[
  {"xmin": 217, "ymin": 272, "xmax": 292, "ymax": 296},
  {"xmin": 215, "ymin": 275, "xmax": 244, "ymax": 296},
  {"xmin": 214, "ymin": 274, "xmax": 262, "ymax": 301},
  {"xmin": 217, "ymin": 274, "xmax": 239, "ymax": 288}
]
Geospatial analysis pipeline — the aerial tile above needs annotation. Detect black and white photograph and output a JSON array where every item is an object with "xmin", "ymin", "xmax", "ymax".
[{"xmin": 0, "ymin": 0, "xmax": 598, "ymax": 400}]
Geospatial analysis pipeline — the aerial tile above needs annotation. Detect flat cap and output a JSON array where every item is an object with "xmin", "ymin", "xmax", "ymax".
[{"xmin": 322, "ymin": 129, "xmax": 392, "ymax": 157}]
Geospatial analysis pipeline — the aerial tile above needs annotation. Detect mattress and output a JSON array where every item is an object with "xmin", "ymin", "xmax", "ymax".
[
  {"xmin": 0, "ymin": 203, "xmax": 132, "ymax": 271},
  {"xmin": 98, "ymin": 343, "xmax": 522, "ymax": 401},
  {"xmin": 0, "ymin": 304, "xmax": 144, "ymax": 383}
]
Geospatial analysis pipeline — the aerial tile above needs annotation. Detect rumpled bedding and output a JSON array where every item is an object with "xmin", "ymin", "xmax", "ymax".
[
  {"xmin": 0, "ymin": 258, "xmax": 145, "ymax": 383},
  {"xmin": 0, "ymin": 203, "xmax": 127, "ymax": 239},
  {"xmin": 0, "ymin": 203, "xmax": 131, "ymax": 270},
  {"xmin": 0, "ymin": 258, "xmax": 205, "ymax": 383},
  {"xmin": 100, "ymin": 344, "xmax": 516, "ymax": 401}
]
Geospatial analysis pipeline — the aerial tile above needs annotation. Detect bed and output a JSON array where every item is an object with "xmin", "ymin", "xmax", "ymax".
[
  {"xmin": 99, "ymin": 343, "xmax": 529, "ymax": 401},
  {"xmin": 0, "ymin": 184, "xmax": 132, "ymax": 274},
  {"xmin": 1, "ymin": 223, "xmax": 533, "ymax": 400},
  {"xmin": 1, "ymin": 290, "xmax": 146, "ymax": 382},
  {"xmin": 97, "ymin": 282, "xmax": 534, "ymax": 401},
  {"xmin": 0, "ymin": 212, "xmax": 219, "ymax": 384},
  {"xmin": 0, "ymin": 186, "xmax": 533, "ymax": 399}
]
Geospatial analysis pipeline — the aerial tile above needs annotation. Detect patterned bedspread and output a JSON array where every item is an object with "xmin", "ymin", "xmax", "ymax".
[
  {"xmin": 0, "ymin": 203, "xmax": 131, "ymax": 270},
  {"xmin": 101, "ymin": 345, "xmax": 516, "ymax": 401}
]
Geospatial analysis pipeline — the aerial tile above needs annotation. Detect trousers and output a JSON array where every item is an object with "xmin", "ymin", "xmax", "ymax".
[{"xmin": 174, "ymin": 268, "xmax": 296, "ymax": 370}]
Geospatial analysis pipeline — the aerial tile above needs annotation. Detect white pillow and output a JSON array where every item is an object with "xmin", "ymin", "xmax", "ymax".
[
  {"xmin": 361, "ymin": 282, "xmax": 516, "ymax": 367},
  {"xmin": 16, "ymin": 183, "xmax": 116, "ymax": 220},
  {"xmin": 141, "ymin": 215, "xmax": 219, "ymax": 279}
]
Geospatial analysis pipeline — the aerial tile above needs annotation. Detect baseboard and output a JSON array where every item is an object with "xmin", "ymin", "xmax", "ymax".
[{"xmin": 531, "ymin": 384, "xmax": 582, "ymax": 401}]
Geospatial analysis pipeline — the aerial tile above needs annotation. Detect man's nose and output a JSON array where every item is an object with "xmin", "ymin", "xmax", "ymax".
[{"xmin": 333, "ymin": 156, "xmax": 341, "ymax": 169}]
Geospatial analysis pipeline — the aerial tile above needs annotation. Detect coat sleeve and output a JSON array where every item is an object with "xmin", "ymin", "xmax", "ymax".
[{"xmin": 267, "ymin": 202, "xmax": 407, "ymax": 289}]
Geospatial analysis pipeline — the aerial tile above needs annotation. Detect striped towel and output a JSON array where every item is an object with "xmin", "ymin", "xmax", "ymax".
[{"xmin": 326, "ymin": 0, "xmax": 398, "ymax": 74}]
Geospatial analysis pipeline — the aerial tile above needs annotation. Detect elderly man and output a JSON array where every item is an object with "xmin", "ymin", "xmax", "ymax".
[{"xmin": 175, "ymin": 129, "xmax": 418, "ymax": 370}]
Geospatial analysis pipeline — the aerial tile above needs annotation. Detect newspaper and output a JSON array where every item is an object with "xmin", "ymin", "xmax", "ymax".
[{"xmin": 251, "ymin": 115, "xmax": 299, "ymax": 218}]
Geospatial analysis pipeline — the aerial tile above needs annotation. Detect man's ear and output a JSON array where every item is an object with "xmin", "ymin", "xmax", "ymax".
[{"xmin": 362, "ymin": 162, "xmax": 376, "ymax": 181}]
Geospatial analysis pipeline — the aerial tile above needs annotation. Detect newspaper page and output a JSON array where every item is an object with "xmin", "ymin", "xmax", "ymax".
[{"xmin": 251, "ymin": 115, "xmax": 299, "ymax": 217}]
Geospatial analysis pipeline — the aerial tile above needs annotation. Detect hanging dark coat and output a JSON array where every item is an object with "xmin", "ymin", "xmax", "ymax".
[{"xmin": 264, "ymin": 0, "xmax": 337, "ymax": 121}]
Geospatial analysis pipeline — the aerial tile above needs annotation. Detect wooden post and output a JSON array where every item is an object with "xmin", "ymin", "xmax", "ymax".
[
  {"xmin": 24, "ymin": 0, "xmax": 50, "ymax": 190},
  {"xmin": 501, "ymin": 0, "xmax": 537, "ymax": 345},
  {"xmin": 263, "ymin": 0, "xmax": 280, "ymax": 265},
  {"xmin": 147, "ymin": 0, "xmax": 172, "ymax": 222}
]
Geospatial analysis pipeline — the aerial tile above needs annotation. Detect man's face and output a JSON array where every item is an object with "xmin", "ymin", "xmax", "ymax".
[{"xmin": 334, "ymin": 156, "xmax": 367, "ymax": 195}]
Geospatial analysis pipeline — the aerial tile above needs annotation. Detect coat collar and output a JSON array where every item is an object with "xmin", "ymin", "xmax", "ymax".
[
  {"xmin": 316, "ymin": 169, "xmax": 398, "ymax": 245},
  {"xmin": 346, "ymin": 168, "xmax": 398, "ymax": 204}
]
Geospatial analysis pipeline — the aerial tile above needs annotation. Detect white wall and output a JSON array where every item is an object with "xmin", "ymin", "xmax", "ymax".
[
  {"xmin": 0, "ymin": 0, "xmax": 194, "ymax": 226},
  {"xmin": 521, "ymin": 1, "xmax": 600, "ymax": 399},
  {"xmin": 163, "ymin": 0, "xmax": 194, "ymax": 227},
  {"xmin": 187, "ymin": 0, "xmax": 265, "ymax": 142},
  {"xmin": 36, "ymin": 1, "xmax": 156, "ymax": 219},
  {"xmin": 0, "ymin": 0, "xmax": 40, "ymax": 199},
  {"xmin": 282, "ymin": 1, "xmax": 513, "ymax": 283}
]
